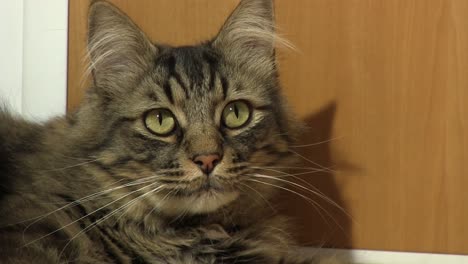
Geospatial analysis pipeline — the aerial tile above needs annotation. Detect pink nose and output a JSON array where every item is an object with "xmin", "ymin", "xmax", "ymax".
[{"xmin": 192, "ymin": 154, "xmax": 221, "ymax": 174}]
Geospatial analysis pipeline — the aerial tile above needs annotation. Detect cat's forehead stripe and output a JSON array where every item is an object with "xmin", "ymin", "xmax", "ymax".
[
  {"xmin": 154, "ymin": 54, "xmax": 187, "ymax": 104},
  {"xmin": 202, "ymin": 50, "xmax": 218, "ymax": 92},
  {"xmin": 220, "ymin": 76, "xmax": 229, "ymax": 100},
  {"xmin": 154, "ymin": 47, "xmax": 229, "ymax": 102},
  {"xmin": 162, "ymin": 82, "xmax": 174, "ymax": 104},
  {"xmin": 166, "ymin": 55, "xmax": 190, "ymax": 98}
]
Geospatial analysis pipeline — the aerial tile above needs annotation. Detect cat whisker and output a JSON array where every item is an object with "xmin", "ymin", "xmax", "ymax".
[
  {"xmin": 114, "ymin": 185, "xmax": 173, "ymax": 226},
  {"xmin": 273, "ymin": 170, "xmax": 328, "ymax": 177},
  {"xmin": 252, "ymin": 166, "xmax": 328, "ymax": 192},
  {"xmin": 56, "ymin": 153, "xmax": 99, "ymax": 161},
  {"xmin": 19, "ymin": 175, "xmax": 163, "ymax": 231},
  {"xmin": 58, "ymin": 184, "xmax": 166, "ymax": 260},
  {"xmin": 271, "ymin": 132, "xmax": 291, "ymax": 138},
  {"xmin": 100, "ymin": 178, "xmax": 129, "ymax": 189},
  {"xmin": 287, "ymin": 149, "xmax": 337, "ymax": 174},
  {"xmin": 245, "ymin": 178, "xmax": 342, "ymax": 231},
  {"xmin": 21, "ymin": 181, "xmax": 161, "ymax": 247},
  {"xmin": 238, "ymin": 182, "xmax": 276, "ymax": 213},
  {"xmin": 40, "ymin": 158, "xmax": 103, "ymax": 172},
  {"xmin": 248, "ymin": 173, "xmax": 350, "ymax": 219},
  {"xmin": 251, "ymin": 168, "xmax": 331, "ymax": 178},
  {"xmin": 251, "ymin": 167, "xmax": 341, "ymax": 211},
  {"xmin": 289, "ymin": 136, "xmax": 343, "ymax": 148},
  {"xmin": 251, "ymin": 165, "xmax": 329, "ymax": 172},
  {"xmin": 107, "ymin": 184, "xmax": 167, "ymax": 227},
  {"xmin": 158, "ymin": 189, "xmax": 185, "ymax": 224},
  {"xmin": 76, "ymin": 176, "xmax": 162, "ymax": 204},
  {"xmin": 142, "ymin": 187, "xmax": 178, "ymax": 224}
]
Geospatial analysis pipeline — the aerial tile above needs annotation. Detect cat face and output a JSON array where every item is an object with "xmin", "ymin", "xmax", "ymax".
[{"xmin": 78, "ymin": 0, "xmax": 297, "ymax": 216}]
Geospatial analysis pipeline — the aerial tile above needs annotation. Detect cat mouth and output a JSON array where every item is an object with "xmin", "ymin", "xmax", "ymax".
[
  {"xmin": 177, "ymin": 176, "xmax": 228, "ymax": 196},
  {"xmin": 198, "ymin": 179, "xmax": 223, "ymax": 192},
  {"xmin": 154, "ymin": 187, "xmax": 239, "ymax": 215},
  {"xmin": 152, "ymin": 176, "xmax": 239, "ymax": 215}
]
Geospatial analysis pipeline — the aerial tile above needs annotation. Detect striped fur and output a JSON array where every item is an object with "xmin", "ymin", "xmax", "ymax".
[{"xmin": 0, "ymin": 1, "xmax": 340, "ymax": 263}]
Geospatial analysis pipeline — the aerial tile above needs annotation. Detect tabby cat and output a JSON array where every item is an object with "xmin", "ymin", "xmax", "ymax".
[{"xmin": 0, "ymin": 0, "xmax": 338, "ymax": 263}]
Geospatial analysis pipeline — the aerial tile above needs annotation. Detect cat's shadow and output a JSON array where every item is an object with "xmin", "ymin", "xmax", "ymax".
[{"xmin": 277, "ymin": 102, "xmax": 353, "ymax": 254}]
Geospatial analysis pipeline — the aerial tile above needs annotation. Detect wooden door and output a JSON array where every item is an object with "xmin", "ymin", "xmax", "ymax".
[{"xmin": 68, "ymin": 0, "xmax": 468, "ymax": 254}]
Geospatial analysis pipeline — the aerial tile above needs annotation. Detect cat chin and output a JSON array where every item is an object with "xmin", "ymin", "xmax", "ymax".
[{"xmin": 155, "ymin": 191, "xmax": 240, "ymax": 215}]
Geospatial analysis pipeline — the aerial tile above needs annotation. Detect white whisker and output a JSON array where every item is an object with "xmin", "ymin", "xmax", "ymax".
[
  {"xmin": 22, "ymin": 181, "xmax": 160, "ymax": 248},
  {"xmin": 58, "ymin": 184, "xmax": 166, "ymax": 260},
  {"xmin": 154, "ymin": 188, "xmax": 179, "ymax": 216},
  {"xmin": 252, "ymin": 167, "xmax": 330, "ymax": 196},
  {"xmin": 238, "ymin": 182, "xmax": 276, "ymax": 213},
  {"xmin": 287, "ymin": 149, "xmax": 337, "ymax": 174},
  {"xmin": 245, "ymin": 178, "xmax": 342, "ymax": 231},
  {"xmin": 252, "ymin": 166, "xmax": 329, "ymax": 172},
  {"xmin": 252, "ymin": 168, "xmax": 330, "ymax": 178},
  {"xmin": 41, "ymin": 158, "xmax": 102, "ymax": 172},
  {"xmin": 249, "ymin": 173, "xmax": 350, "ymax": 218},
  {"xmin": 20, "ymin": 175, "xmax": 162, "ymax": 234},
  {"xmin": 251, "ymin": 167, "xmax": 337, "ymax": 210},
  {"xmin": 289, "ymin": 136, "xmax": 343, "ymax": 148}
]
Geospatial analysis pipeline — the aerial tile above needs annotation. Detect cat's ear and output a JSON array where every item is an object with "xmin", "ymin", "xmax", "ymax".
[
  {"xmin": 87, "ymin": 1, "xmax": 157, "ymax": 93},
  {"xmin": 212, "ymin": 0, "xmax": 278, "ymax": 71}
]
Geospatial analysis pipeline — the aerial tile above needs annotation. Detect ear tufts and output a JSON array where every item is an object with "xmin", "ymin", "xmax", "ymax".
[
  {"xmin": 212, "ymin": 0, "xmax": 293, "ymax": 69},
  {"xmin": 86, "ymin": 1, "xmax": 156, "ymax": 93}
]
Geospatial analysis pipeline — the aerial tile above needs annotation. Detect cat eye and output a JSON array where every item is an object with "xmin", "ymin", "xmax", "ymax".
[
  {"xmin": 144, "ymin": 109, "xmax": 176, "ymax": 136},
  {"xmin": 222, "ymin": 100, "xmax": 251, "ymax": 129}
]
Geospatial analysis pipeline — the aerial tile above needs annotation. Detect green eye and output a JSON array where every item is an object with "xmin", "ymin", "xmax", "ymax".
[
  {"xmin": 222, "ymin": 101, "xmax": 251, "ymax": 129},
  {"xmin": 144, "ymin": 109, "xmax": 176, "ymax": 136}
]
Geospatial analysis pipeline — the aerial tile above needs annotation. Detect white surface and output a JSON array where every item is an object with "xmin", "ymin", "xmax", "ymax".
[
  {"xmin": 22, "ymin": 0, "xmax": 68, "ymax": 120},
  {"xmin": 302, "ymin": 248, "xmax": 468, "ymax": 264},
  {"xmin": 0, "ymin": 0, "xmax": 68, "ymax": 120},
  {"xmin": 0, "ymin": 0, "xmax": 24, "ymax": 112}
]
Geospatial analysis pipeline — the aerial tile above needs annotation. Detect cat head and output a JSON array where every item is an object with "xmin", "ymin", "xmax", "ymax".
[{"xmin": 76, "ymin": 0, "xmax": 299, "ymax": 216}]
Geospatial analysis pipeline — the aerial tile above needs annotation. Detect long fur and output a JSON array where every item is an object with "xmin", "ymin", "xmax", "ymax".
[{"xmin": 0, "ymin": 1, "xmax": 341, "ymax": 263}]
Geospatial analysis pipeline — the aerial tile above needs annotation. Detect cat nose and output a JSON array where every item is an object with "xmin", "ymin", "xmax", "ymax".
[{"xmin": 192, "ymin": 153, "xmax": 221, "ymax": 175}]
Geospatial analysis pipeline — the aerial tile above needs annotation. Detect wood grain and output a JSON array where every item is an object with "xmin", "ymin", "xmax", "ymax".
[{"xmin": 67, "ymin": 0, "xmax": 468, "ymax": 254}]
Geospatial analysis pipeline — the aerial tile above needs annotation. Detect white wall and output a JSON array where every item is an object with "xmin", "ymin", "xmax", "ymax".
[
  {"xmin": 0, "ymin": 0, "xmax": 68, "ymax": 121},
  {"xmin": 0, "ymin": 1, "xmax": 24, "ymax": 113},
  {"xmin": 302, "ymin": 248, "xmax": 468, "ymax": 264}
]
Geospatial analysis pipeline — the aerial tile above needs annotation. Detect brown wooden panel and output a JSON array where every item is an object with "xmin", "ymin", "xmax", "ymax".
[{"xmin": 68, "ymin": 0, "xmax": 468, "ymax": 254}]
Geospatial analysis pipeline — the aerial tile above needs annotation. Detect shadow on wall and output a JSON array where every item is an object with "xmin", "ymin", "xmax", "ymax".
[{"xmin": 277, "ymin": 102, "xmax": 353, "ymax": 250}]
